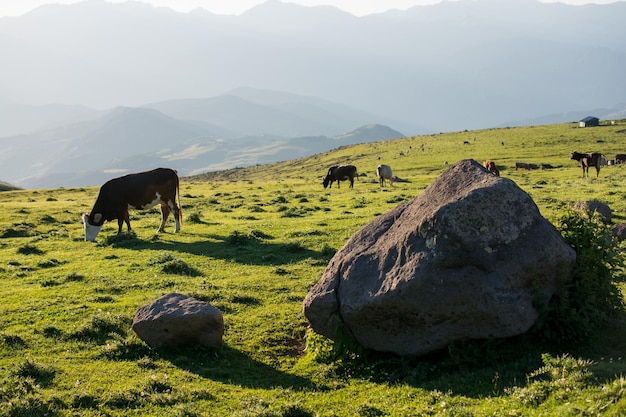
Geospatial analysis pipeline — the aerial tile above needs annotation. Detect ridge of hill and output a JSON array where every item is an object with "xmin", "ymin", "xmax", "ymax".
[
  {"xmin": 185, "ymin": 119, "xmax": 626, "ymax": 202},
  {"xmin": 0, "ymin": 180, "xmax": 20, "ymax": 192},
  {"xmin": 0, "ymin": 95, "xmax": 405, "ymax": 189}
]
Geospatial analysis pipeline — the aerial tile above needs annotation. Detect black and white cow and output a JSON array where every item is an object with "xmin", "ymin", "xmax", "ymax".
[
  {"xmin": 322, "ymin": 165, "xmax": 358, "ymax": 189},
  {"xmin": 82, "ymin": 168, "xmax": 181, "ymax": 241},
  {"xmin": 376, "ymin": 164, "xmax": 394, "ymax": 187}
]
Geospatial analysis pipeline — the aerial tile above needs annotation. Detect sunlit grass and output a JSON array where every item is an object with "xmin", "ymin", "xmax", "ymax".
[{"xmin": 1, "ymin": 122, "xmax": 626, "ymax": 415}]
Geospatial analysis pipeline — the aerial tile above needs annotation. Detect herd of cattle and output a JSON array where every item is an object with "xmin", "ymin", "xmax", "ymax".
[
  {"xmin": 82, "ymin": 164, "xmax": 396, "ymax": 241},
  {"xmin": 81, "ymin": 151, "xmax": 626, "ymax": 241}
]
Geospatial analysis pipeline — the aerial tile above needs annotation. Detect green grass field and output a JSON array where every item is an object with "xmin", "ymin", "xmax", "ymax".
[{"xmin": 1, "ymin": 122, "xmax": 626, "ymax": 416}]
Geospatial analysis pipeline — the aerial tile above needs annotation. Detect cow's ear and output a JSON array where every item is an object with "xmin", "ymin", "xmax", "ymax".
[{"xmin": 94, "ymin": 213, "xmax": 102, "ymax": 223}]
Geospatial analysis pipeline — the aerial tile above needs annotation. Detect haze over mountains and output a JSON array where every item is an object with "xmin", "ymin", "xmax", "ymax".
[{"xmin": 0, "ymin": 0, "xmax": 625, "ymax": 188}]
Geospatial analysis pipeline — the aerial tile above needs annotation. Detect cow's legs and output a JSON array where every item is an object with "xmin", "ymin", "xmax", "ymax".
[
  {"xmin": 158, "ymin": 204, "xmax": 170, "ymax": 232},
  {"xmin": 168, "ymin": 200, "xmax": 181, "ymax": 233},
  {"xmin": 124, "ymin": 211, "xmax": 131, "ymax": 231},
  {"xmin": 117, "ymin": 210, "xmax": 131, "ymax": 234}
]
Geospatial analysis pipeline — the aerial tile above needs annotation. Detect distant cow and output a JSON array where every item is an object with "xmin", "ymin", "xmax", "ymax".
[
  {"xmin": 482, "ymin": 160, "xmax": 500, "ymax": 176},
  {"xmin": 376, "ymin": 164, "xmax": 394, "ymax": 187},
  {"xmin": 82, "ymin": 168, "xmax": 181, "ymax": 241},
  {"xmin": 323, "ymin": 165, "xmax": 358, "ymax": 189},
  {"xmin": 570, "ymin": 151, "xmax": 602, "ymax": 178},
  {"xmin": 615, "ymin": 154, "xmax": 626, "ymax": 164},
  {"xmin": 515, "ymin": 161, "xmax": 529, "ymax": 170}
]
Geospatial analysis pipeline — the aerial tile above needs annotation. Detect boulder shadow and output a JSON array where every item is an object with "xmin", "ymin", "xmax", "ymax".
[{"xmin": 155, "ymin": 344, "xmax": 320, "ymax": 391}]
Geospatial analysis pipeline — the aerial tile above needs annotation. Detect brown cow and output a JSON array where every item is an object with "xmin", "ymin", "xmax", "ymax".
[
  {"xmin": 482, "ymin": 160, "xmax": 500, "ymax": 176},
  {"xmin": 82, "ymin": 168, "xmax": 181, "ymax": 241},
  {"xmin": 570, "ymin": 151, "xmax": 602, "ymax": 178},
  {"xmin": 323, "ymin": 165, "xmax": 358, "ymax": 189}
]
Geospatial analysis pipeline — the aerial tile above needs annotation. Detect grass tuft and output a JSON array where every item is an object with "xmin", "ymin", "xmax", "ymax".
[
  {"xmin": 100, "ymin": 231, "xmax": 143, "ymax": 247},
  {"xmin": 39, "ymin": 214, "xmax": 58, "ymax": 224},
  {"xmin": 0, "ymin": 223, "xmax": 37, "ymax": 238},
  {"xmin": 149, "ymin": 252, "xmax": 203, "ymax": 276},
  {"xmin": 65, "ymin": 271, "xmax": 84, "ymax": 282},
  {"xmin": 17, "ymin": 244, "xmax": 44, "ymax": 255},
  {"xmin": 41, "ymin": 326, "xmax": 63, "ymax": 338},
  {"xmin": 101, "ymin": 339, "xmax": 151, "ymax": 361},
  {"xmin": 65, "ymin": 314, "xmax": 130, "ymax": 344},
  {"xmin": 187, "ymin": 212, "xmax": 204, "ymax": 224},
  {"xmin": 13, "ymin": 359, "xmax": 56, "ymax": 386},
  {"xmin": 36, "ymin": 258, "xmax": 62, "ymax": 268},
  {"xmin": 1, "ymin": 333, "xmax": 27, "ymax": 349},
  {"xmin": 231, "ymin": 294, "xmax": 262, "ymax": 306},
  {"xmin": 226, "ymin": 230, "xmax": 261, "ymax": 245}
]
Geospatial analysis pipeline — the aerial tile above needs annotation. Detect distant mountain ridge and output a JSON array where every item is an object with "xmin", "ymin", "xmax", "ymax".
[
  {"xmin": 142, "ymin": 87, "xmax": 403, "ymax": 138},
  {"xmin": 0, "ymin": 88, "xmax": 405, "ymax": 188}
]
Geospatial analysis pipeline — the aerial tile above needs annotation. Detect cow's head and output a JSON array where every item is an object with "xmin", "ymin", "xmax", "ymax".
[
  {"xmin": 82, "ymin": 213, "xmax": 103, "ymax": 241},
  {"xmin": 322, "ymin": 177, "xmax": 330, "ymax": 188}
]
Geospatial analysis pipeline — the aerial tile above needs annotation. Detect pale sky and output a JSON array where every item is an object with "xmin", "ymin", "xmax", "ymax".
[{"xmin": 0, "ymin": 0, "xmax": 622, "ymax": 18}]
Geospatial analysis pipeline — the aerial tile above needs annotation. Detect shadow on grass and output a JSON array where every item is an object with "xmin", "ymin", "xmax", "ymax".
[
  {"xmin": 105, "ymin": 340, "xmax": 319, "ymax": 391},
  {"xmin": 311, "ymin": 341, "xmax": 547, "ymax": 399},
  {"xmin": 160, "ymin": 344, "xmax": 319, "ymax": 391},
  {"xmin": 99, "ymin": 231, "xmax": 332, "ymax": 266},
  {"xmin": 319, "ymin": 319, "xmax": 626, "ymax": 399}
]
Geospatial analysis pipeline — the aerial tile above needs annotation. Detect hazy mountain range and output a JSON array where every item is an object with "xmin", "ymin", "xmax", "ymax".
[
  {"xmin": 0, "ymin": 0, "xmax": 625, "ymax": 188},
  {"xmin": 0, "ymin": 87, "xmax": 405, "ymax": 188}
]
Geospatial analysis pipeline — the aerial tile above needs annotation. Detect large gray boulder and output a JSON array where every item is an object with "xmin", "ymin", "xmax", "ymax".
[
  {"xmin": 303, "ymin": 159, "xmax": 575, "ymax": 356},
  {"xmin": 132, "ymin": 293, "xmax": 224, "ymax": 348}
]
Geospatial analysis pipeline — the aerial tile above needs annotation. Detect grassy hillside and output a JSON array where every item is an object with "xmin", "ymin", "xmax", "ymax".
[{"xmin": 1, "ymin": 122, "xmax": 626, "ymax": 416}]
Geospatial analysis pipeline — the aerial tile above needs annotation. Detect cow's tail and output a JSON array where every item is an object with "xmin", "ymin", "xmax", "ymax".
[{"xmin": 176, "ymin": 171, "xmax": 182, "ymax": 227}]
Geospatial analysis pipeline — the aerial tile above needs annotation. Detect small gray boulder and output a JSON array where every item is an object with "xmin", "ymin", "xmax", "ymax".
[
  {"xmin": 612, "ymin": 223, "xmax": 626, "ymax": 239},
  {"xmin": 132, "ymin": 293, "xmax": 224, "ymax": 348},
  {"xmin": 303, "ymin": 159, "xmax": 575, "ymax": 356},
  {"xmin": 573, "ymin": 200, "xmax": 612, "ymax": 223}
]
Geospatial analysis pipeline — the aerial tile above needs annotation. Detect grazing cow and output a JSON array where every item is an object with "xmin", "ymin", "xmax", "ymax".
[
  {"xmin": 482, "ymin": 160, "xmax": 500, "ymax": 176},
  {"xmin": 82, "ymin": 168, "xmax": 181, "ymax": 241},
  {"xmin": 323, "ymin": 165, "xmax": 358, "ymax": 189},
  {"xmin": 615, "ymin": 154, "xmax": 626, "ymax": 164},
  {"xmin": 515, "ymin": 161, "xmax": 529, "ymax": 170},
  {"xmin": 570, "ymin": 151, "xmax": 602, "ymax": 178},
  {"xmin": 376, "ymin": 164, "xmax": 394, "ymax": 187}
]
